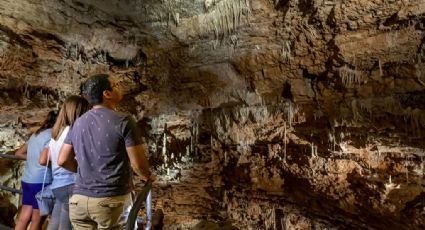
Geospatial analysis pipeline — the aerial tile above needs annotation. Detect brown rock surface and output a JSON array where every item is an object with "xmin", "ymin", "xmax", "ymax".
[{"xmin": 0, "ymin": 0, "xmax": 424, "ymax": 229}]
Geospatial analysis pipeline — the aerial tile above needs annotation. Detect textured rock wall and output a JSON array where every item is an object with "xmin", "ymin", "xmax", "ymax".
[{"xmin": 0, "ymin": 0, "xmax": 424, "ymax": 229}]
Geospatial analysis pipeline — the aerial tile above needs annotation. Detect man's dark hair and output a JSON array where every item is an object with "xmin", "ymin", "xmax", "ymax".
[{"xmin": 82, "ymin": 74, "xmax": 112, "ymax": 105}]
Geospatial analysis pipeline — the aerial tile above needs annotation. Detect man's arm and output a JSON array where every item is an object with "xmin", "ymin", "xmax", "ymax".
[
  {"xmin": 14, "ymin": 144, "xmax": 28, "ymax": 160},
  {"xmin": 126, "ymin": 144, "xmax": 154, "ymax": 181},
  {"xmin": 39, "ymin": 148, "xmax": 49, "ymax": 166},
  {"xmin": 58, "ymin": 143, "xmax": 77, "ymax": 173}
]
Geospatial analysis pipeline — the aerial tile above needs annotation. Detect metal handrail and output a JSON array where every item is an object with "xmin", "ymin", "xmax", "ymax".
[
  {"xmin": 0, "ymin": 184, "xmax": 22, "ymax": 194},
  {"xmin": 0, "ymin": 153, "xmax": 24, "ymax": 194},
  {"xmin": 0, "ymin": 153, "xmax": 24, "ymax": 160},
  {"xmin": 126, "ymin": 182, "xmax": 152, "ymax": 230}
]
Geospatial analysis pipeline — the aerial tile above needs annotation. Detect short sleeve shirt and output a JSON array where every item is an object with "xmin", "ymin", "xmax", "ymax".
[
  {"xmin": 49, "ymin": 126, "xmax": 75, "ymax": 189},
  {"xmin": 64, "ymin": 108, "xmax": 142, "ymax": 197},
  {"xmin": 21, "ymin": 128, "xmax": 52, "ymax": 183}
]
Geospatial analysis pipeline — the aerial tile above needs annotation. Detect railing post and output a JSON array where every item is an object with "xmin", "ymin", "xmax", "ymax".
[
  {"xmin": 145, "ymin": 190, "xmax": 152, "ymax": 230},
  {"xmin": 125, "ymin": 182, "xmax": 152, "ymax": 230}
]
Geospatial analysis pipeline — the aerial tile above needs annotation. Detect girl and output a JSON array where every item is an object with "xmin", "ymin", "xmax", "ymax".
[
  {"xmin": 39, "ymin": 95, "xmax": 90, "ymax": 230},
  {"xmin": 15, "ymin": 110, "xmax": 57, "ymax": 230}
]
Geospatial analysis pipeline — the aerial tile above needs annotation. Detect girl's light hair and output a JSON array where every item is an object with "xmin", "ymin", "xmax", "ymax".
[{"xmin": 52, "ymin": 95, "xmax": 90, "ymax": 140}]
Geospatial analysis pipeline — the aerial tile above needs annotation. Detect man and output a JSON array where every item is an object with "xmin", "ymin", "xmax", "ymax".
[{"xmin": 58, "ymin": 73, "xmax": 154, "ymax": 229}]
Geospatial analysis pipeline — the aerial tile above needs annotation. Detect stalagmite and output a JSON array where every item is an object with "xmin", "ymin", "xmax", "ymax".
[
  {"xmin": 210, "ymin": 135, "xmax": 213, "ymax": 155},
  {"xmin": 405, "ymin": 155, "xmax": 409, "ymax": 182},
  {"xmin": 162, "ymin": 124, "xmax": 167, "ymax": 157},
  {"xmin": 310, "ymin": 142, "xmax": 318, "ymax": 157},
  {"xmin": 288, "ymin": 101, "xmax": 292, "ymax": 128},
  {"xmin": 190, "ymin": 125, "xmax": 194, "ymax": 155}
]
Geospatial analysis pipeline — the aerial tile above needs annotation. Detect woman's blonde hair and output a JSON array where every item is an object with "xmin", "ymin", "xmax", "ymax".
[{"xmin": 52, "ymin": 95, "xmax": 90, "ymax": 140}]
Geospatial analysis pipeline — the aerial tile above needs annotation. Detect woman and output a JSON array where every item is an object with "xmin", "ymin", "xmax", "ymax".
[
  {"xmin": 39, "ymin": 95, "xmax": 90, "ymax": 230},
  {"xmin": 15, "ymin": 110, "xmax": 57, "ymax": 230}
]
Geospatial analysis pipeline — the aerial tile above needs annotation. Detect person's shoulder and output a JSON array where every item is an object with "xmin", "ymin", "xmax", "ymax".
[
  {"xmin": 74, "ymin": 110, "xmax": 92, "ymax": 124},
  {"xmin": 41, "ymin": 128, "xmax": 53, "ymax": 136},
  {"xmin": 107, "ymin": 109, "xmax": 131, "ymax": 120},
  {"xmin": 99, "ymin": 109, "xmax": 135, "ymax": 125},
  {"xmin": 36, "ymin": 128, "xmax": 52, "ymax": 140}
]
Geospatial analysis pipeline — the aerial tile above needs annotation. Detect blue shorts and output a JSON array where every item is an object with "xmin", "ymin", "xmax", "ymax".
[{"xmin": 22, "ymin": 181, "xmax": 44, "ymax": 209}]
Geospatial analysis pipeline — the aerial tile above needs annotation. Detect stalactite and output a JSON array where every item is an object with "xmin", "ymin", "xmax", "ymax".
[
  {"xmin": 303, "ymin": 20, "xmax": 317, "ymax": 41},
  {"xmin": 24, "ymin": 80, "xmax": 29, "ymax": 99},
  {"xmin": 404, "ymin": 108, "xmax": 425, "ymax": 137},
  {"xmin": 281, "ymin": 41, "xmax": 291, "ymax": 61},
  {"xmin": 313, "ymin": 109, "xmax": 323, "ymax": 121},
  {"xmin": 416, "ymin": 51, "xmax": 425, "ymax": 86},
  {"xmin": 339, "ymin": 65, "xmax": 362, "ymax": 87},
  {"xmin": 175, "ymin": 12, "xmax": 180, "ymax": 26},
  {"xmin": 351, "ymin": 99, "xmax": 363, "ymax": 121},
  {"xmin": 359, "ymin": 98, "xmax": 373, "ymax": 118},
  {"xmin": 199, "ymin": 0, "xmax": 251, "ymax": 39}
]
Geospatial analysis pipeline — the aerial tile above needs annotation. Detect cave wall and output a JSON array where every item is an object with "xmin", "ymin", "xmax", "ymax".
[{"xmin": 0, "ymin": 0, "xmax": 424, "ymax": 229}]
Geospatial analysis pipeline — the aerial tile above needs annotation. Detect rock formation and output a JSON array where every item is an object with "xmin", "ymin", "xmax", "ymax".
[{"xmin": 0, "ymin": 0, "xmax": 424, "ymax": 229}]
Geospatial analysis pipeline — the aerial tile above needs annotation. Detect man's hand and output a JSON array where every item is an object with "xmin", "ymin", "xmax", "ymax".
[{"xmin": 142, "ymin": 173, "xmax": 156, "ymax": 183}]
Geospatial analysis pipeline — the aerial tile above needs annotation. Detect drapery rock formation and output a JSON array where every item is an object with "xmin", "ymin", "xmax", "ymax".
[{"xmin": 0, "ymin": 0, "xmax": 424, "ymax": 229}]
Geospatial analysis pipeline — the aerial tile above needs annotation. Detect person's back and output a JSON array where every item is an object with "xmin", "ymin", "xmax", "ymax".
[
  {"xmin": 15, "ymin": 111, "xmax": 57, "ymax": 230},
  {"xmin": 22, "ymin": 128, "xmax": 53, "ymax": 184},
  {"xmin": 39, "ymin": 95, "xmax": 90, "ymax": 230},
  {"xmin": 58, "ymin": 73, "xmax": 154, "ymax": 230},
  {"xmin": 69, "ymin": 107, "xmax": 139, "ymax": 197},
  {"xmin": 49, "ymin": 126, "xmax": 74, "ymax": 188}
]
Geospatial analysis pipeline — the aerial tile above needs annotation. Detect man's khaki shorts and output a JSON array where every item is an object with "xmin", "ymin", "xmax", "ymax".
[{"xmin": 69, "ymin": 193, "xmax": 131, "ymax": 230}]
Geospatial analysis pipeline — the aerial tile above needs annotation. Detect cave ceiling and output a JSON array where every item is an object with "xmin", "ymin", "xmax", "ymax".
[{"xmin": 0, "ymin": 0, "xmax": 424, "ymax": 229}]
